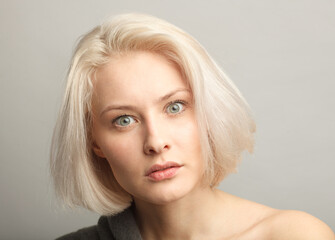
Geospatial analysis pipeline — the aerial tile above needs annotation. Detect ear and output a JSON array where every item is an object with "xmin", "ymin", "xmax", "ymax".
[{"xmin": 92, "ymin": 142, "xmax": 106, "ymax": 158}]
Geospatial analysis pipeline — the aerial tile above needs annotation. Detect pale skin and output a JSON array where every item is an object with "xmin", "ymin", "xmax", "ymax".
[{"xmin": 92, "ymin": 51, "xmax": 334, "ymax": 240}]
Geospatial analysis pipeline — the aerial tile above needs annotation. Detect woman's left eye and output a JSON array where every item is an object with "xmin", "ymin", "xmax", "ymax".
[{"xmin": 167, "ymin": 102, "xmax": 184, "ymax": 114}]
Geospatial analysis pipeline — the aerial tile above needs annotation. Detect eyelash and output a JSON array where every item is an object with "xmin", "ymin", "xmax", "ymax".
[
  {"xmin": 111, "ymin": 114, "xmax": 135, "ymax": 130},
  {"xmin": 165, "ymin": 99, "xmax": 187, "ymax": 115},
  {"xmin": 111, "ymin": 99, "xmax": 188, "ymax": 129}
]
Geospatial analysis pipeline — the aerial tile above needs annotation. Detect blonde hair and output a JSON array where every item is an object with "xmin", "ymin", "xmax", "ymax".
[{"xmin": 50, "ymin": 13, "xmax": 256, "ymax": 215}]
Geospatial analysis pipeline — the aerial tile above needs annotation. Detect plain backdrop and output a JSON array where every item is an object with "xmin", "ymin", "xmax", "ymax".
[{"xmin": 0, "ymin": 0, "xmax": 334, "ymax": 239}]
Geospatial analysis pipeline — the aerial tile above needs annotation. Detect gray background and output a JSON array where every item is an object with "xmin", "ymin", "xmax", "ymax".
[{"xmin": 0, "ymin": 0, "xmax": 334, "ymax": 239}]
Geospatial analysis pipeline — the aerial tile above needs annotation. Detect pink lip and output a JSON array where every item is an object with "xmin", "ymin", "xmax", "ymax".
[{"xmin": 146, "ymin": 161, "xmax": 182, "ymax": 181}]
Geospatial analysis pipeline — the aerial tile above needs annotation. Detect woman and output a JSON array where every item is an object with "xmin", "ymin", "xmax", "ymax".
[{"xmin": 51, "ymin": 13, "xmax": 334, "ymax": 239}]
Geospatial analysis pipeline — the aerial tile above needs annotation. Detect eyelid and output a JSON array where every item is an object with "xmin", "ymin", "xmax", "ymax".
[
  {"xmin": 111, "ymin": 99, "xmax": 189, "ymax": 129},
  {"xmin": 112, "ymin": 114, "xmax": 136, "ymax": 128},
  {"xmin": 165, "ymin": 99, "xmax": 188, "ymax": 114}
]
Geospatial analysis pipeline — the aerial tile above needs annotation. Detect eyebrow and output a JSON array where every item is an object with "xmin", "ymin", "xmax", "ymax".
[{"xmin": 100, "ymin": 88, "xmax": 191, "ymax": 117}]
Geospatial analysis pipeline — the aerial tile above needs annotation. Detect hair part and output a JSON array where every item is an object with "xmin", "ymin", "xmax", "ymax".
[{"xmin": 50, "ymin": 13, "xmax": 256, "ymax": 215}]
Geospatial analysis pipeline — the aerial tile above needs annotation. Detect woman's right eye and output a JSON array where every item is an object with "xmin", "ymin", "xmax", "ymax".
[{"xmin": 113, "ymin": 115, "xmax": 135, "ymax": 127}]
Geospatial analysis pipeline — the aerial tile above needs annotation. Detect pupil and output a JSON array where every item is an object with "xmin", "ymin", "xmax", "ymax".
[
  {"xmin": 172, "ymin": 104, "xmax": 179, "ymax": 112},
  {"xmin": 122, "ymin": 117, "xmax": 130, "ymax": 125}
]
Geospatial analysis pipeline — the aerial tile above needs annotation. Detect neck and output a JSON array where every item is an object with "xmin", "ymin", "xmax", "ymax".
[{"xmin": 133, "ymin": 187, "xmax": 225, "ymax": 240}]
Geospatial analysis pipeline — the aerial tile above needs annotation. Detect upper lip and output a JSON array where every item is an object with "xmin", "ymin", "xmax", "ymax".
[{"xmin": 145, "ymin": 161, "xmax": 182, "ymax": 176}]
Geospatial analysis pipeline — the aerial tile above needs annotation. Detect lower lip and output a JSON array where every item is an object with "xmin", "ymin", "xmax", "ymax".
[{"xmin": 147, "ymin": 167, "xmax": 181, "ymax": 181}]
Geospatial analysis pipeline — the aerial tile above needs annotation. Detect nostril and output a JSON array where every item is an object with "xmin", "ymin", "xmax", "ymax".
[{"xmin": 144, "ymin": 142, "xmax": 170, "ymax": 155}]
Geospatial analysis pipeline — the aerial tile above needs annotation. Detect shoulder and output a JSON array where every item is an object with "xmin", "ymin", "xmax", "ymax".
[
  {"xmin": 55, "ymin": 207, "xmax": 140, "ymax": 240},
  {"xmin": 55, "ymin": 216, "xmax": 114, "ymax": 240},
  {"xmin": 261, "ymin": 210, "xmax": 335, "ymax": 240},
  {"xmin": 218, "ymin": 193, "xmax": 334, "ymax": 240},
  {"xmin": 55, "ymin": 225, "xmax": 99, "ymax": 240}
]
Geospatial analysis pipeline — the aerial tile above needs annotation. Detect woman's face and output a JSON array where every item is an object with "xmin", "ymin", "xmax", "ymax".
[{"xmin": 92, "ymin": 51, "xmax": 204, "ymax": 204}]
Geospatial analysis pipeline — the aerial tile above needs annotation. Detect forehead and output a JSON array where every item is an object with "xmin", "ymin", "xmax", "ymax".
[{"xmin": 93, "ymin": 52, "xmax": 189, "ymax": 106}]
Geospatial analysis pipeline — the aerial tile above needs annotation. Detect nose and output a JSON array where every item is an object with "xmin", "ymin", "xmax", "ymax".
[{"xmin": 143, "ymin": 118, "xmax": 170, "ymax": 155}]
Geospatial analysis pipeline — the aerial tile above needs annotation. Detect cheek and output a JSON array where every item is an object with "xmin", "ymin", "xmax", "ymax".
[
  {"xmin": 101, "ymin": 134, "xmax": 142, "ymax": 173},
  {"xmin": 175, "ymin": 116, "xmax": 204, "ymax": 172},
  {"xmin": 174, "ymin": 116, "xmax": 201, "ymax": 151}
]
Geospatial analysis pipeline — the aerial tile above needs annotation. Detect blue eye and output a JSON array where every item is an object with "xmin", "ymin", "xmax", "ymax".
[
  {"xmin": 114, "ymin": 115, "xmax": 135, "ymax": 127},
  {"xmin": 167, "ymin": 102, "xmax": 183, "ymax": 114}
]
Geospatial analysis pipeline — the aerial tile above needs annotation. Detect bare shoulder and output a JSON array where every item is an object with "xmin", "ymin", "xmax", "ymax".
[
  {"xmin": 216, "ymin": 192, "xmax": 334, "ymax": 240},
  {"xmin": 260, "ymin": 210, "xmax": 335, "ymax": 240}
]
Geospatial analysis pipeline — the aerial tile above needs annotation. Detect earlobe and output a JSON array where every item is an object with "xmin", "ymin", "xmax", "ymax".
[{"xmin": 92, "ymin": 142, "xmax": 106, "ymax": 158}]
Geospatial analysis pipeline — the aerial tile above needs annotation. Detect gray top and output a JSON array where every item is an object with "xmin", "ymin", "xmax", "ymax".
[{"xmin": 56, "ymin": 207, "xmax": 142, "ymax": 240}]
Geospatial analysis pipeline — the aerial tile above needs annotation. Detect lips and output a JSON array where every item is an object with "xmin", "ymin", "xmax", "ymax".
[{"xmin": 146, "ymin": 161, "xmax": 182, "ymax": 181}]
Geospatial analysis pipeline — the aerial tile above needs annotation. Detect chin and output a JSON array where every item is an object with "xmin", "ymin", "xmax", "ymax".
[
  {"xmin": 148, "ymin": 192, "xmax": 185, "ymax": 205},
  {"xmin": 137, "ymin": 179, "xmax": 197, "ymax": 205}
]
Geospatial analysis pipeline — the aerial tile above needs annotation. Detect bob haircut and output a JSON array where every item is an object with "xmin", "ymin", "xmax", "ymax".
[{"xmin": 50, "ymin": 13, "xmax": 256, "ymax": 215}]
